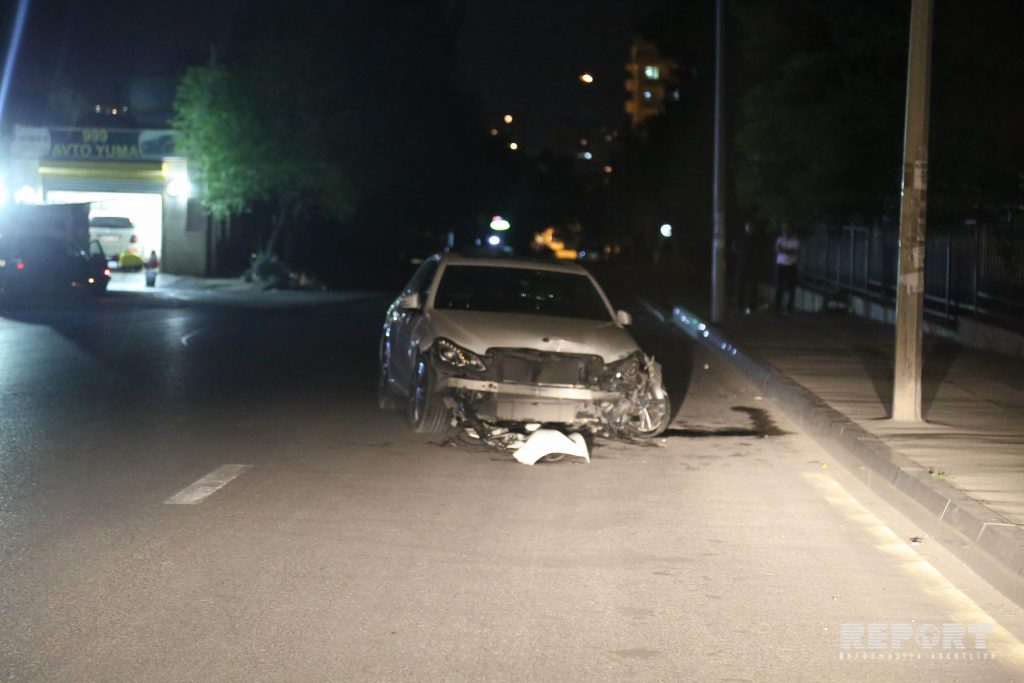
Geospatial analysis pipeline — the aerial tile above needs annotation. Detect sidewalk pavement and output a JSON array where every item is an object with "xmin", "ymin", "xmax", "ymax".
[
  {"xmin": 664, "ymin": 303, "xmax": 1024, "ymax": 607},
  {"xmin": 106, "ymin": 271, "xmax": 385, "ymax": 306},
  {"xmin": 108, "ymin": 271, "xmax": 266, "ymax": 293}
]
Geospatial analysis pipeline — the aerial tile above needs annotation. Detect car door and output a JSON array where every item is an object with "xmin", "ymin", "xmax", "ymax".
[{"xmin": 389, "ymin": 256, "xmax": 439, "ymax": 389}]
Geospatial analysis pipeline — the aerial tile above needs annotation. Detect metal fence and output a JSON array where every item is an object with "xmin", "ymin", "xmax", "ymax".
[{"xmin": 799, "ymin": 216, "xmax": 1024, "ymax": 328}]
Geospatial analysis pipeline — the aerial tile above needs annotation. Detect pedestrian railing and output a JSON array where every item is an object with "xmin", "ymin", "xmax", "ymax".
[{"xmin": 800, "ymin": 218, "xmax": 1024, "ymax": 328}]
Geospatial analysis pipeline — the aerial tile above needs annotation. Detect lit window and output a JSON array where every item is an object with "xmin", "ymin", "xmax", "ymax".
[
  {"xmin": 644, "ymin": 65, "xmax": 660, "ymax": 80},
  {"xmin": 642, "ymin": 90, "xmax": 653, "ymax": 100}
]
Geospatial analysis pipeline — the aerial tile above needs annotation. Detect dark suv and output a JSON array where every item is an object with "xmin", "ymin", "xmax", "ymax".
[{"xmin": 0, "ymin": 232, "xmax": 111, "ymax": 300}]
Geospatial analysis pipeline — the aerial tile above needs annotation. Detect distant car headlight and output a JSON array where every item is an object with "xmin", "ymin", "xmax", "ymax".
[{"xmin": 433, "ymin": 338, "xmax": 487, "ymax": 372}]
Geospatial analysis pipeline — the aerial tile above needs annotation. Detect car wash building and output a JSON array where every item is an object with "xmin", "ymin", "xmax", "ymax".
[{"xmin": 3, "ymin": 124, "xmax": 209, "ymax": 275}]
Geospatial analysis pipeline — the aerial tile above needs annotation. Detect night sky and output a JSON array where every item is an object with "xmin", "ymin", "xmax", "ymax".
[
  {"xmin": 459, "ymin": 0, "xmax": 657, "ymax": 145},
  {"xmin": 6, "ymin": 0, "xmax": 656, "ymax": 144}
]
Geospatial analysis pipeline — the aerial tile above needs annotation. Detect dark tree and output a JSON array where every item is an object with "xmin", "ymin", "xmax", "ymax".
[
  {"xmin": 173, "ymin": 0, "xmax": 489, "ymax": 282},
  {"xmin": 730, "ymin": 0, "xmax": 1024, "ymax": 227},
  {"xmin": 731, "ymin": 0, "xmax": 908, "ymax": 226}
]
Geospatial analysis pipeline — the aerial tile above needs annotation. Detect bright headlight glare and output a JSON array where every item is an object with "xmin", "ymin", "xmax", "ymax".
[{"xmin": 434, "ymin": 338, "xmax": 486, "ymax": 371}]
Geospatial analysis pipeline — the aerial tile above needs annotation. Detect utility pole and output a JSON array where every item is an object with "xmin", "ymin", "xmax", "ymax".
[
  {"xmin": 711, "ymin": 0, "xmax": 727, "ymax": 323},
  {"xmin": 892, "ymin": 0, "xmax": 934, "ymax": 422}
]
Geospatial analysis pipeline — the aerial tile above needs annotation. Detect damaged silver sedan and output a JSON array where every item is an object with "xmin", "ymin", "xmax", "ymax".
[{"xmin": 378, "ymin": 253, "xmax": 670, "ymax": 443}]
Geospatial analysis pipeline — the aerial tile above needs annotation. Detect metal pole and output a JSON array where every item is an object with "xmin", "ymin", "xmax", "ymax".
[
  {"xmin": 892, "ymin": 0, "xmax": 933, "ymax": 422},
  {"xmin": 711, "ymin": 0, "xmax": 727, "ymax": 322}
]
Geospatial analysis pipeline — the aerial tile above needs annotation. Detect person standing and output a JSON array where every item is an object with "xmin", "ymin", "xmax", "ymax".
[
  {"xmin": 774, "ymin": 222, "xmax": 800, "ymax": 314},
  {"xmin": 144, "ymin": 250, "xmax": 159, "ymax": 288},
  {"xmin": 732, "ymin": 221, "xmax": 760, "ymax": 314}
]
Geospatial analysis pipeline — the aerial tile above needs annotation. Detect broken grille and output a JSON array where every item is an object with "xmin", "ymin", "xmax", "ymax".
[{"xmin": 485, "ymin": 349, "xmax": 604, "ymax": 387}]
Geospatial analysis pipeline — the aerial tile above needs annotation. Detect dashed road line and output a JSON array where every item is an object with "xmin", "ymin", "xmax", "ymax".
[{"xmin": 165, "ymin": 464, "xmax": 252, "ymax": 505}]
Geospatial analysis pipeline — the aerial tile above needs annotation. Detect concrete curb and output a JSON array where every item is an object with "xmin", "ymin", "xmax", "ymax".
[{"xmin": 663, "ymin": 302, "xmax": 1024, "ymax": 608}]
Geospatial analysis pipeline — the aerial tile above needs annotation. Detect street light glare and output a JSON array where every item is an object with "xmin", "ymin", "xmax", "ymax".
[
  {"xmin": 503, "ymin": 114, "xmax": 513, "ymax": 124},
  {"xmin": 15, "ymin": 184, "xmax": 38, "ymax": 204},
  {"xmin": 660, "ymin": 223, "xmax": 673, "ymax": 238},
  {"xmin": 579, "ymin": 73, "xmax": 595, "ymax": 84},
  {"xmin": 509, "ymin": 142, "xmax": 518, "ymax": 151}
]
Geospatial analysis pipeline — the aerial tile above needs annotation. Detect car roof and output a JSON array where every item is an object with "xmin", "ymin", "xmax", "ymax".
[{"xmin": 436, "ymin": 252, "xmax": 591, "ymax": 276}]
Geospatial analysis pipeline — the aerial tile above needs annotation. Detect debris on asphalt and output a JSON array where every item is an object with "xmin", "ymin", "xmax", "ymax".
[
  {"xmin": 511, "ymin": 429, "xmax": 590, "ymax": 466},
  {"xmin": 909, "ymin": 536, "xmax": 924, "ymax": 545}
]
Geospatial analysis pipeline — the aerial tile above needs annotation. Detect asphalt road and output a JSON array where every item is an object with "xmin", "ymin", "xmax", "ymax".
[{"xmin": 1, "ymin": 288, "xmax": 1023, "ymax": 681}]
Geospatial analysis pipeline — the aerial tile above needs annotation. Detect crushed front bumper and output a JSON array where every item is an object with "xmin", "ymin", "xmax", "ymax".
[
  {"xmin": 438, "ymin": 376, "xmax": 619, "ymax": 423},
  {"xmin": 438, "ymin": 376, "xmax": 620, "ymax": 402}
]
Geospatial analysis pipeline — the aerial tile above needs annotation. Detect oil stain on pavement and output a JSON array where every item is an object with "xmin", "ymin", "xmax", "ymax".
[{"xmin": 662, "ymin": 406, "xmax": 788, "ymax": 439}]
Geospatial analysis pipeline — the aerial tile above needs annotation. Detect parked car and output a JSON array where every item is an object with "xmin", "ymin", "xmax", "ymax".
[
  {"xmin": 88, "ymin": 240, "xmax": 113, "ymax": 293},
  {"xmin": 88, "ymin": 216, "xmax": 139, "ymax": 269},
  {"xmin": 0, "ymin": 232, "xmax": 110, "ymax": 300},
  {"xmin": 378, "ymin": 253, "xmax": 671, "ymax": 438}
]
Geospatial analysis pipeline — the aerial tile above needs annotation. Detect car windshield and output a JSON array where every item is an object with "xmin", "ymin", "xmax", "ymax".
[{"xmin": 433, "ymin": 265, "xmax": 612, "ymax": 321}]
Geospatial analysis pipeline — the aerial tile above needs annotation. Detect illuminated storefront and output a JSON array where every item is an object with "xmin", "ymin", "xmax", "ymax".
[{"xmin": 2, "ymin": 125, "xmax": 208, "ymax": 275}]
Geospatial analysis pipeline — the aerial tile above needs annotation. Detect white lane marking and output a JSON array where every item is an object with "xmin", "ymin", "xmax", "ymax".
[
  {"xmin": 180, "ymin": 330, "xmax": 202, "ymax": 347},
  {"xmin": 804, "ymin": 472, "xmax": 1024, "ymax": 672},
  {"xmin": 165, "ymin": 464, "xmax": 252, "ymax": 505}
]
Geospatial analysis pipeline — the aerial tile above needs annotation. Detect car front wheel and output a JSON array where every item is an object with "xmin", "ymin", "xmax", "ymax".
[
  {"xmin": 625, "ymin": 383, "xmax": 671, "ymax": 438},
  {"xmin": 407, "ymin": 356, "xmax": 450, "ymax": 433}
]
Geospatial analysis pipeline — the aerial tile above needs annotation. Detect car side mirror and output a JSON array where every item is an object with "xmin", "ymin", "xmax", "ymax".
[
  {"xmin": 399, "ymin": 292, "xmax": 422, "ymax": 311},
  {"xmin": 615, "ymin": 309, "xmax": 633, "ymax": 326}
]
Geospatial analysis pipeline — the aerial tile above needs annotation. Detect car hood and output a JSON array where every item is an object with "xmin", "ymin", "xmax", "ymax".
[{"xmin": 427, "ymin": 309, "xmax": 639, "ymax": 363}]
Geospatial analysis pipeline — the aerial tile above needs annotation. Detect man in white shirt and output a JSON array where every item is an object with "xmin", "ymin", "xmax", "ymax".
[{"xmin": 774, "ymin": 222, "xmax": 800, "ymax": 314}]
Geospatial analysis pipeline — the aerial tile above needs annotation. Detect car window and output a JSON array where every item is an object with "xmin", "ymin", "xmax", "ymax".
[
  {"xmin": 89, "ymin": 217, "xmax": 134, "ymax": 229},
  {"xmin": 433, "ymin": 265, "xmax": 612, "ymax": 321}
]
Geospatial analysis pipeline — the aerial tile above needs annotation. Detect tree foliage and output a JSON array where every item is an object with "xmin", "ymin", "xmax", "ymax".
[
  {"xmin": 172, "ymin": 1, "xmax": 484, "ymax": 259},
  {"xmin": 731, "ymin": 0, "xmax": 907, "ymax": 226},
  {"xmin": 730, "ymin": 0, "xmax": 1024, "ymax": 226},
  {"xmin": 172, "ymin": 16, "xmax": 380, "ymax": 226}
]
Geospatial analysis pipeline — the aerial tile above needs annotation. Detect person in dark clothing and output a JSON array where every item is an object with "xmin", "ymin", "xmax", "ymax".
[
  {"xmin": 732, "ymin": 221, "xmax": 759, "ymax": 314},
  {"xmin": 774, "ymin": 222, "xmax": 800, "ymax": 314}
]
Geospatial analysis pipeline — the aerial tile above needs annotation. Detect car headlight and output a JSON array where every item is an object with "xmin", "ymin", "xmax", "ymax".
[
  {"xmin": 433, "ymin": 338, "xmax": 487, "ymax": 372},
  {"xmin": 603, "ymin": 351, "xmax": 642, "ymax": 381}
]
